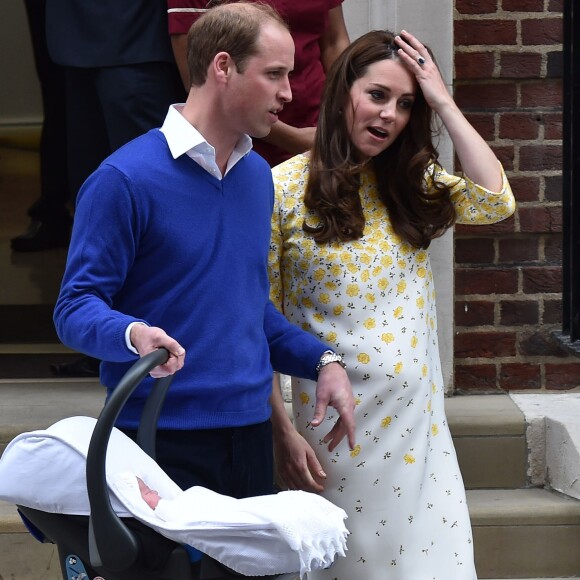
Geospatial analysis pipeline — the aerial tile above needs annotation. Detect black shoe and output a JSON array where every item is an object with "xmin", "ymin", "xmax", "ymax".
[
  {"xmin": 11, "ymin": 219, "xmax": 71, "ymax": 252},
  {"xmin": 50, "ymin": 356, "xmax": 100, "ymax": 378}
]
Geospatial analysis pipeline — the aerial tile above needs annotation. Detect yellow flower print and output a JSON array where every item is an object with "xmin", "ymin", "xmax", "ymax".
[
  {"xmin": 363, "ymin": 318, "xmax": 376, "ymax": 330},
  {"xmin": 357, "ymin": 353, "xmax": 370, "ymax": 364},
  {"xmin": 304, "ymin": 250, "xmax": 314, "ymax": 260},
  {"xmin": 360, "ymin": 253, "xmax": 372, "ymax": 265},
  {"xmin": 346, "ymin": 283, "xmax": 360, "ymax": 297},
  {"xmin": 326, "ymin": 331, "xmax": 337, "ymax": 343},
  {"xmin": 431, "ymin": 424, "xmax": 439, "ymax": 436},
  {"xmin": 319, "ymin": 293, "xmax": 330, "ymax": 305},
  {"xmin": 313, "ymin": 313, "xmax": 324, "ymax": 323},
  {"xmin": 347, "ymin": 263, "xmax": 358, "ymax": 274},
  {"xmin": 397, "ymin": 259, "xmax": 407, "ymax": 269},
  {"xmin": 410, "ymin": 335, "xmax": 418, "ymax": 348},
  {"xmin": 302, "ymin": 297, "xmax": 314, "ymax": 309},
  {"xmin": 427, "ymin": 400, "xmax": 432, "ymax": 413},
  {"xmin": 432, "ymin": 382, "xmax": 437, "ymax": 394},
  {"xmin": 330, "ymin": 264, "xmax": 342, "ymax": 277},
  {"xmin": 380, "ymin": 256, "xmax": 393, "ymax": 268},
  {"xmin": 361, "ymin": 270, "xmax": 370, "ymax": 283},
  {"xmin": 325, "ymin": 281, "xmax": 337, "ymax": 291},
  {"xmin": 397, "ymin": 280, "xmax": 407, "ymax": 294},
  {"xmin": 355, "ymin": 397, "xmax": 362, "ymax": 406},
  {"xmin": 381, "ymin": 333, "xmax": 395, "ymax": 344},
  {"xmin": 372, "ymin": 266, "xmax": 382, "ymax": 277},
  {"xmin": 313, "ymin": 268, "xmax": 325, "ymax": 281},
  {"xmin": 340, "ymin": 251, "xmax": 352, "ymax": 263},
  {"xmin": 416, "ymin": 296, "xmax": 425, "ymax": 309},
  {"xmin": 404, "ymin": 453, "xmax": 416, "ymax": 465},
  {"xmin": 417, "ymin": 267, "xmax": 427, "ymax": 278},
  {"xmin": 333, "ymin": 305, "xmax": 345, "ymax": 316},
  {"xmin": 422, "ymin": 364, "xmax": 428, "ymax": 378},
  {"xmin": 381, "ymin": 416, "xmax": 392, "ymax": 428},
  {"xmin": 299, "ymin": 260, "xmax": 309, "ymax": 271},
  {"xmin": 394, "ymin": 306, "xmax": 403, "ymax": 319},
  {"xmin": 365, "ymin": 293, "xmax": 375, "ymax": 304},
  {"xmin": 416, "ymin": 250, "xmax": 428, "ymax": 263},
  {"xmin": 283, "ymin": 196, "xmax": 296, "ymax": 209},
  {"xmin": 301, "ymin": 323, "xmax": 310, "ymax": 331},
  {"xmin": 350, "ymin": 445, "xmax": 362, "ymax": 457},
  {"xmin": 379, "ymin": 241, "xmax": 391, "ymax": 252},
  {"xmin": 430, "ymin": 317, "xmax": 435, "ymax": 330},
  {"xmin": 299, "ymin": 392, "xmax": 310, "ymax": 405},
  {"xmin": 394, "ymin": 361, "xmax": 403, "ymax": 375},
  {"xmin": 378, "ymin": 278, "xmax": 389, "ymax": 291}
]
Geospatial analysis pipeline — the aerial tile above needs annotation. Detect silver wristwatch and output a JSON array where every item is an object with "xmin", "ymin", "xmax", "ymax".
[{"xmin": 315, "ymin": 350, "xmax": 346, "ymax": 373}]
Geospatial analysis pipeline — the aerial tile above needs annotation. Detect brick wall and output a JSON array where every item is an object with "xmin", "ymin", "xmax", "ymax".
[{"xmin": 452, "ymin": 0, "xmax": 580, "ymax": 392}]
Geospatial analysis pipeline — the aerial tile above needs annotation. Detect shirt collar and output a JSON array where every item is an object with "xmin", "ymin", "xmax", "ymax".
[{"xmin": 160, "ymin": 104, "xmax": 253, "ymax": 179}]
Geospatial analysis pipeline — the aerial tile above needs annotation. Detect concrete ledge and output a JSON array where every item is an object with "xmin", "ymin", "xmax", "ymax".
[{"xmin": 511, "ymin": 393, "xmax": 580, "ymax": 500}]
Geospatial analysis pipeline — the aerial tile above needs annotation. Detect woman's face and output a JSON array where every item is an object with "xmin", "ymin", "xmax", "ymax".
[{"xmin": 344, "ymin": 58, "xmax": 417, "ymax": 159}]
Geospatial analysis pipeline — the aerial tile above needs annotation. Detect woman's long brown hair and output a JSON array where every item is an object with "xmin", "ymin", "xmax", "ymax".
[{"xmin": 304, "ymin": 30, "xmax": 456, "ymax": 249}]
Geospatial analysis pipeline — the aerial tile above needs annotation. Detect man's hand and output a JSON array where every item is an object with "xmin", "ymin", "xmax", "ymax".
[
  {"xmin": 130, "ymin": 324, "xmax": 185, "ymax": 378},
  {"xmin": 313, "ymin": 363, "xmax": 356, "ymax": 451}
]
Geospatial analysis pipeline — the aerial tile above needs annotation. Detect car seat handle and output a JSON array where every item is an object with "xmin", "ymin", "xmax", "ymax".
[{"xmin": 86, "ymin": 348, "xmax": 172, "ymax": 571}]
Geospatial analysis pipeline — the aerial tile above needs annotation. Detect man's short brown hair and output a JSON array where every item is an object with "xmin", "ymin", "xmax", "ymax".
[{"xmin": 186, "ymin": 2, "xmax": 289, "ymax": 87}]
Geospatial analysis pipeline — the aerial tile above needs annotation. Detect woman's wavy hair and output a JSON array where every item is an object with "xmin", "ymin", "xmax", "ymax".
[{"xmin": 304, "ymin": 30, "xmax": 456, "ymax": 249}]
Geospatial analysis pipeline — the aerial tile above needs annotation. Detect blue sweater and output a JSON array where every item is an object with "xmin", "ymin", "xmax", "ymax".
[{"xmin": 54, "ymin": 130, "xmax": 326, "ymax": 429}]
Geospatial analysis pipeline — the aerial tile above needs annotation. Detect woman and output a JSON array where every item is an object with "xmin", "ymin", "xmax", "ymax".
[{"xmin": 269, "ymin": 29, "xmax": 515, "ymax": 579}]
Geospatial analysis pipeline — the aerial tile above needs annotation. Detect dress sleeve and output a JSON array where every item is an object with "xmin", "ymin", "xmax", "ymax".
[
  {"xmin": 268, "ymin": 181, "xmax": 285, "ymax": 313},
  {"xmin": 426, "ymin": 161, "xmax": 516, "ymax": 225},
  {"xmin": 167, "ymin": 0, "xmax": 208, "ymax": 35}
]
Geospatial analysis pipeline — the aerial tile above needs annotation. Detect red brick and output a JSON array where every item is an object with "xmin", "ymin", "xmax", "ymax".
[
  {"xmin": 491, "ymin": 146, "xmax": 515, "ymax": 171},
  {"xmin": 499, "ymin": 113, "xmax": 541, "ymax": 140},
  {"xmin": 455, "ymin": 267, "xmax": 519, "ymax": 295},
  {"xmin": 544, "ymin": 234, "xmax": 563, "ymax": 263},
  {"xmin": 455, "ymin": 83, "xmax": 518, "ymax": 109},
  {"xmin": 455, "ymin": 20, "xmax": 517, "ymax": 46},
  {"xmin": 521, "ymin": 18, "xmax": 563, "ymax": 46},
  {"xmin": 456, "ymin": 215, "xmax": 516, "ymax": 236},
  {"xmin": 520, "ymin": 329, "xmax": 569, "ymax": 356},
  {"xmin": 499, "ymin": 52, "xmax": 542, "ymax": 78},
  {"xmin": 464, "ymin": 112, "xmax": 496, "ymax": 140},
  {"xmin": 498, "ymin": 237, "xmax": 540, "ymax": 263},
  {"xmin": 548, "ymin": 0, "xmax": 564, "ymax": 12},
  {"xmin": 455, "ymin": 52, "xmax": 495, "ymax": 80},
  {"xmin": 521, "ymin": 80, "xmax": 563, "ymax": 107},
  {"xmin": 455, "ymin": 300, "xmax": 496, "ymax": 326},
  {"xmin": 519, "ymin": 145, "xmax": 562, "ymax": 172},
  {"xmin": 544, "ymin": 112, "xmax": 563, "ymax": 140},
  {"xmin": 455, "ymin": 238, "xmax": 495, "ymax": 264},
  {"xmin": 454, "ymin": 364, "xmax": 498, "ymax": 392},
  {"xmin": 499, "ymin": 363, "xmax": 541, "ymax": 390},
  {"xmin": 545, "ymin": 363, "xmax": 580, "ymax": 390},
  {"xmin": 521, "ymin": 266, "xmax": 562, "ymax": 293},
  {"xmin": 544, "ymin": 175, "xmax": 563, "ymax": 202},
  {"xmin": 455, "ymin": 331, "xmax": 517, "ymax": 358},
  {"xmin": 500, "ymin": 300, "xmax": 540, "ymax": 325},
  {"xmin": 455, "ymin": 0, "xmax": 499, "ymax": 14},
  {"xmin": 519, "ymin": 206, "xmax": 562, "ymax": 233},
  {"xmin": 543, "ymin": 299, "xmax": 563, "ymax": 324},
  {"xmin": 509, "ymin": 175, "xmax": 541, "ymax": 202},
  {"xmin": 503, "ymin": 0, "xmax": 544, "ymax": 10}
]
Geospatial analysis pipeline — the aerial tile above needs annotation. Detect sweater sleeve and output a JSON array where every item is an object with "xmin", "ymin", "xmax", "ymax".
[{"xmin": 53, "ymin": 165, "xmax": 147, "ymax": 362}]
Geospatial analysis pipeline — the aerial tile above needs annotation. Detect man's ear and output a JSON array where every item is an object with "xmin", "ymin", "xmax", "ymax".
[{"xmin": 213, "ymin": 51, "xmax": 233, "ymax": 83}]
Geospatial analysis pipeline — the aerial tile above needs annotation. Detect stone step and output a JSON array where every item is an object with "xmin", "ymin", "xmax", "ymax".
[
  {"xmin": 469, "ymin": 488, "xmax": 580, "ymax": 579},
  {"xmin": 448, "ymin": 394, "xmax": 528, "ymax": 490},
  {"xmin": 3, "ymin": 489, "xmax": 580, "ymax": 580}
]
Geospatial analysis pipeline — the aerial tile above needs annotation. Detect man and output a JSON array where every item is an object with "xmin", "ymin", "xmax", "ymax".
[{"xmin": 54, "ymin": 2, "xmax": 355, "ymax": 503}]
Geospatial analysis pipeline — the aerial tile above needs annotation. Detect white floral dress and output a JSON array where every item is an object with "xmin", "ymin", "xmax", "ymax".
[{"xmin": 269, "ymin": 153, "xmax": 515, "ymax": 580}]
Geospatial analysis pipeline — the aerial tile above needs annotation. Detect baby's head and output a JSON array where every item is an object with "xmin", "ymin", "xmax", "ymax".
[{"xmin": 137, "ymin": 476, "xmax": 161, "ymax": 510}]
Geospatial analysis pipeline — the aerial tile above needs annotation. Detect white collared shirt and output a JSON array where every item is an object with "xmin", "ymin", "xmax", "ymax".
[{"xmin": 160, "ymin": 104, "xmax": 253, "ymax": 180}]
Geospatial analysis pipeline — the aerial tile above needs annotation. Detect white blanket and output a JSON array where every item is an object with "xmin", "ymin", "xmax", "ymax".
[{"xmin": 0, "ymin": 416, "xmax": 348, "ymax": 577}]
